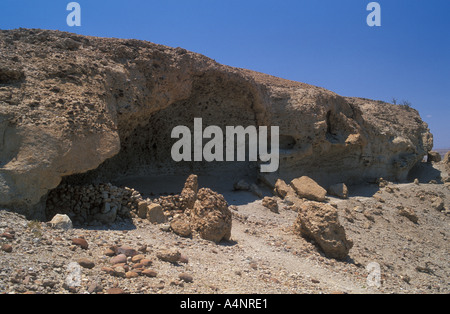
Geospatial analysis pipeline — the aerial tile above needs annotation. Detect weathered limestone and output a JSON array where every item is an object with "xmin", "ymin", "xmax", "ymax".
[
  {"xmin": 293, "ymin": 201, "xmax": 353, "ymax": 260},
  {"xmin": 0, "ymin": 29, "xmax": 433, "ymax": 218},
  {"xmin": 290, "ymin": 176, "xmax": 327, "ymax": 202}
]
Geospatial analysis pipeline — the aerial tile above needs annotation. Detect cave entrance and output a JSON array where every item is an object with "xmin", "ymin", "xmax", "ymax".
[{"xmin": 45, "ymin": 73, "xmax": 274, "ymax": 223}]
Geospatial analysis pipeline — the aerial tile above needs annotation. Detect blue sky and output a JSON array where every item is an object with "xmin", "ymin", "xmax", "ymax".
[{"xmin": 1, "ymin": 0, "xmax": 449, "ymax": 147}]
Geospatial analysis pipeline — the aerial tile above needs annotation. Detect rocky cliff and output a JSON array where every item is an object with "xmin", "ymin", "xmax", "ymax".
[{"xmin": 0, "ymin": 29, "xmax": 433, "ymax": 219}]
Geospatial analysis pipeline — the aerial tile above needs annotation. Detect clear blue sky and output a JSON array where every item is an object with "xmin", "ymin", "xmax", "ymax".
[{"xmin": 1, "ymin": 0, "xmax": 449, "ymax": 148}]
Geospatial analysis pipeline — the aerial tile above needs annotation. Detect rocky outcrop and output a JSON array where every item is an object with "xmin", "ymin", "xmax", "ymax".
[
  {"xmin": 444, "ymin": 152, "xmax": 450, "ymax": 172},
  {"xmin": 0, "ymin": 29, "xmax": 433, "ymax": 218},
  {"xmin": 428, "ymin": 151, "xmax": 442, "ymax": 163},
  {"xmin": 294, "ymin": 201, "xmax": 353, "ymax": 260}
]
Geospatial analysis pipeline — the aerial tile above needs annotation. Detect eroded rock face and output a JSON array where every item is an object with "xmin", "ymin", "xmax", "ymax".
[
  {"xmin": 443, "ymin": 152, "xmax": 450, "ymax": 172},
  {"xmin": 294, "ymin": 201, "xmax": 353, "ymax": 260},
  {"xmin": 0, "ymin": 29, "xmax": 433, "ymax": 218}
]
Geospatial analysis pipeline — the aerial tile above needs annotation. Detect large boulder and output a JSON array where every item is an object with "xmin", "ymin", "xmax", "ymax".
[
  {"xmin": 190, "ymin": 188, "xmax": 232, "ymax": 243},
  {"xmin": 0, "ymin": 29, "xmax": 433, "ymax": 218},
  {"xmin": 294, "ymin": 201, "xmax": 353, "ymax": 260}
]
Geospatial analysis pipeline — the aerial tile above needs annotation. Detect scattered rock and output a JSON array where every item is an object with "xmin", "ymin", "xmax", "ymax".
[
  {"xmin": 293, "ymin": 201, "xmax": 353, "ymax": 260},
  {"xmin": 131, "ymin": 254, "xmax": 145, "ymax": 263},
  {"xmin": 147, "ymin": 203, "xmax": 166, "ymax": 224},
  {"xmin": 137, "ymin": 201, "xmax": 149, "ymax": 219},
  {"xmin": 125, "ymin": 271, "xmax": 139, "ymax": 279},
  {"xmin": 179, "ymin": 273, "xmax": 193, "ymax": 283},
  {"xmin": 117, "ymin": 246, "xmax": 138, "ymax": 257},
  {"xmin": 104, "ymin": 248, "xmax": 116, "ymax": 257},
  {"xmin": 49, "ymin": 214, "xmax": 73, "ymax": 230},
  {"xmin": 262, "ymin": 197, "xmax": 279, "ymax": 213},
  {"xmin": 273, "ymin": 179, "xmax": 295, "ymax": 198},
  {"xmin": 398, "ymin": 207, "xmax": 419, "ymax": 224},
  {"xmin": 110, "ymin": 254, "xmax": 127, "ymax": 265},
  {"xmin": 432, "ymin": 197, "xmax": 444, "ymax": 211},
  {"xmin": 1, "ymin": 244, "xmax": 13, "ymax": 253},
  {"xmin": 290, "ymin": 176, "xmax": 327, "ymax": 202},
  {"xmin": 77, "ymin": 258, "xmax": 95, "ymax": 269},
  {"xmin": 156, "ymin": 249, "xmax": 181, "ymax": 263},
  {"xmin": 72, "ymin": 238, "xmax": 88, "ymax": 250},
  {"xmin": 328, "ymin": 183, "xmax": 349, "ymax": 199},
  {"xmin": 170, "ymin": 216, "xmax": 192, "ymax": 238},
  {"xmin": 179, "ymin": 254, "xmax": 189, "ymax": 264},
  {"xmin": 88, "ymin": 282, "xmax": 103, "ymax": 294},
  {"xmin": 142, "ymin": 269, "xmax": 158, "ymax": 278},
  {"xmin": 106, "ymin": 288, "xmax": 126, "ymax": 294}
]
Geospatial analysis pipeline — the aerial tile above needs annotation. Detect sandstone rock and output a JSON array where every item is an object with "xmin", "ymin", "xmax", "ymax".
[
  {"xmin": 88, "ymin": 282, "xmax": 103, "ymax": 294},
  {"xmin": 111, "ymin": 266, "xmax": 127, "ymax": 278},
  {"xmin": 137, "ymin": 201, "xmax": 149, "ymax": 219},
  {"xmin": 1, "ymin": 244, "xmax": 12, "ymax": 253},
  {"xmin": 147, "ymin": 203, "xmax": 166, "ymax": 224},
  {"xmin": 293, "ymin": 201, "xmax": 353, "ymax": 260},
  {"xmin": 77, "ymin": 258, "xmax": 95, "ymax": 269},
  {"xmin": 262, "ymin": 197, "xmax": 279, "ymax": 213},
  {"xmin": 104, "ymin": 248, "xmax": 116, "ymax": 257},
  {"xmin": 142, "ymin": 269, "xmax": 158, "ymax": 278},
  {"xmin": 71, "ymin": 238, "xmax": 88, "ymax": 250},
  {"xmin": 110, "ymin": 254, "xmax": 127, "ymax": 265},
  {"xmin": 398, "ymin": 207, "xmax": 419, "ymax": 224},
  {"xmin": 190, "ymin": 188, "xmax": 232, "ymax": 243},
  {"xmin": 106, "ymin": 288, "xmax": 126, "ymax": 295},
  {"xmin": 131, "ymin": 254, "xmax": 145, "ymax": 263},
  {"xmin": 427, "ymin": 151, "xmax": 442, "ymax": 163},
  {"xmin": 180, "ymin": 174, "xmax": 198, "ymax": 210},
  {"xmin": 0, "ymin": 29, "xmax": 432, "ymax": 219},
  {"xmin": 432, "ymin": 197, "xmax": 444, "ymax": 211},
  {"xmin": 179, "ymin": 254, "xmax": 189, "ymax": 264},
  {"xmin": 49, "ymin": 214, "xmax": 73, "ymax": 230},
  {"xmin": 179, "ymin": 273, "xmax": 194, "ymax": 283},
  {"xmin": 328, "ymin": 183, "xmax": 349, "ymax": 199},
  {"xmin": 290, "ymin": 176, "xmax": 327, "ymax": 202},
  {"xmin": 444, "ymin": 152, "xmax": 450, "ymax": 172},
  {"xmin": 125, "ymin": 271, "xmax": 139, "ymax": 279},
  {"xmin": 117, "ymin": 246, "xmax": 137, "ymax": 257},
  {"xmin": 156, "ymin": 249, "xmax": 181, "ymax": 263},
  {"xmin": 170, "ymin": 216, "xmax": 192, "ymax": 237},
  {"xmin": 273, "ymin": 179, "xmax": 295, "ymax": 198}
]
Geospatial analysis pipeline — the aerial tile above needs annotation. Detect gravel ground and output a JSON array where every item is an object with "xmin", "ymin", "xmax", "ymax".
[{"xmin": 0, "ymin": 164, "xmax": 448, "ymax": 294}]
